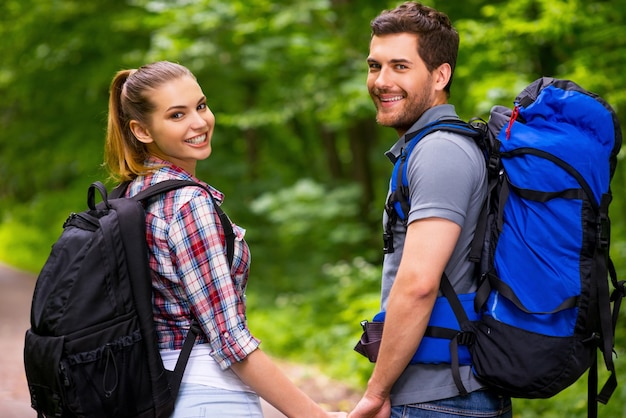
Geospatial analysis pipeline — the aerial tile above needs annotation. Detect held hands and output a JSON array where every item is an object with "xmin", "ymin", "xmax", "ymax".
[
  {"xmin": 347, "ymin": 392, "xmax": 391, "ymax": 418},
  {"xmin": 327, "ymin": 412, "xmax": 348, "ymax": 418}
]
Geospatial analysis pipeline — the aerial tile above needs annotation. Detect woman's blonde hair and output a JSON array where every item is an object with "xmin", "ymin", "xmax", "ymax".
[{"xmin": 104, "ymin": 61, "xmax": 195, "ymax": 182}]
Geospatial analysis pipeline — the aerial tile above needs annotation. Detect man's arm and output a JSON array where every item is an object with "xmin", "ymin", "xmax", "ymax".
[{"xmin": 349, "ymin": 217, "xmax": 461, "ymax": 418}]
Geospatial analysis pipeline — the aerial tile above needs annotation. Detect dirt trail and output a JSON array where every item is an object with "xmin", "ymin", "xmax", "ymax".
[
  {"xmin": 0, "ymin": 263, "xmax": 35, "ymax": 418},
  {"xmin": 0, "ymin": 263, "xmax": 358, "ymax": 417}
]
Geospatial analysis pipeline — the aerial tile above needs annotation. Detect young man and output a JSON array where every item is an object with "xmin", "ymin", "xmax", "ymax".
[{"xmin": 349, "ymin": 3, "xmax": 512, "ymax": 418}]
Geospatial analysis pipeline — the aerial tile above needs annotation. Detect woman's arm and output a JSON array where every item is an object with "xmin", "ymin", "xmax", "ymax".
[{"xmin": 230, "ymin": 348, "xmax": 346, "ymax": 418}]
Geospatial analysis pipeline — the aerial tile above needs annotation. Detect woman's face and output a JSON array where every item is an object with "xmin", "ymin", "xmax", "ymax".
[{"xmin": 132, "ymin": 76, "xmax": 215, "ymax": 174}]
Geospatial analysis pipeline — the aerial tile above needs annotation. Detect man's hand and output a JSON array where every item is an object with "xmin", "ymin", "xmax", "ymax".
[{"xmin": 348, "ymin": 392, "xmax": 391, "ymax": 418}]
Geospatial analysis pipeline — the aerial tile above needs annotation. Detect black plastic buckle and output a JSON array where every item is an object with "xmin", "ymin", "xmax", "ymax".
[
  {"xmin": 383, "ymin": 232, "xmax": 394, "ymax": 254},
  {"xmin": 189, "ymin": 321, "xmax": 202, "ymax": 335},
  {"xmin": 611, "ymin": 281, "xmax": 626, "ymax": 302},
  {"xmin": 456, "ymin": 331, "xmax": 475, "ymax": 346},
  {"xmin": 582, "ymin": 332, "xmax": 601, "ymax": 345},
  {"xmin": 598, "ymin": 213, "xmax": 610, "ymax": 249},
  {"xmin": 487, "ymin": 153, "xmax": 500, "ymax": 174}
]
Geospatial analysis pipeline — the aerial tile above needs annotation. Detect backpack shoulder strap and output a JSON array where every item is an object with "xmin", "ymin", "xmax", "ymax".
[
  {"xmin": 385, "ymin": 119, "xmax": 485, "ymax": 233},
  {"xmin": 383, "ymin": 120, "xmax": 487, "ymax": 394},
  {"xmin": 115, "ymin": 179, "xmax": 236, "ymax": 266},
  {"xmin": 109, "ymin": 179, "xmax": 236, "ymax": 398}
]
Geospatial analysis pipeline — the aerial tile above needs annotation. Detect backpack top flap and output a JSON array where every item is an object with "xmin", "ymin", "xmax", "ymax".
[
  {"xmin": 499, "ymin": 78, "xmax": 621, "ymax": 207},
  {"xmin": 30, "ymin": 200, "xmax": 141, "ymax": 336},
  {"xmin": 518, "ymin": 78, "xmax": 622, "ymax": 176}
]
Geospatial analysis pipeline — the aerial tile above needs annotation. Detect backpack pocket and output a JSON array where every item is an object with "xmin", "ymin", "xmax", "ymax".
[
  {"xmin": 470, "ymin": 315, "xmax": 593, "ymax": 398},
  {"xmin": 60, "ymin": 314, "xmax": 154, "ymax": 417},
  {"xmin": 23, "ymin": 330, "xmax": 65, "ymax": 416}
]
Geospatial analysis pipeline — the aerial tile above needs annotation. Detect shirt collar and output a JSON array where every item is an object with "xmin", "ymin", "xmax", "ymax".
[
  {"xmin": 143, "ymin": 157, "xmax": 225, "ymax": 203},
  {"xmin": 384, "ymin": 104, "xmax": 459, "ymax": 164}
]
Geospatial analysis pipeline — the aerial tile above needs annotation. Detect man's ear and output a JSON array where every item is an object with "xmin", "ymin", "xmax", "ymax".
[
  {"xmin": 434, "ymin": 63, "xmax": 452, "ymax": 92},
  {"xmin": 129, "ymin": 120, "xmax": 153, "ymax": 144}
]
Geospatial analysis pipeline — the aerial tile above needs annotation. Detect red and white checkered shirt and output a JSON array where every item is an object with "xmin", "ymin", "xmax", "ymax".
[{"xmin": 126, "ymin": 158, "xmax": 260, "ymax": 370}]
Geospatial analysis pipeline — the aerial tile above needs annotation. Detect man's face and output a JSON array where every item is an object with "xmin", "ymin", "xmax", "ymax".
[{"xmin": 367, "ymin": 33, "xmax": 438, "ymax": 137}]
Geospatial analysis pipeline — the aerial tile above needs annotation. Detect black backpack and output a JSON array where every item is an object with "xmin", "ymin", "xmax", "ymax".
[
  {"xmin": 24, "ymin": 179, "xmax": 235, "ymax": 418},
  {"xmin": 355, "ymin": 78, "xmax": 624, "ymax": 417}
]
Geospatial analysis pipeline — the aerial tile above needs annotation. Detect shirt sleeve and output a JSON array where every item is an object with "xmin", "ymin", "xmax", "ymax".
[
  {"xmin": 168, "ymin": 195, "xmax": 260, "ymax": 369},
  {"xmin": 406, "ymin": 132, "xmax": 485, "ymax": 227}
]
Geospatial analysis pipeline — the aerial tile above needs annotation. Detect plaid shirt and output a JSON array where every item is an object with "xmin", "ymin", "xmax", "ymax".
[{"xmin": 127, "ymin": 159, "xmax": 259, "ymax": 370}]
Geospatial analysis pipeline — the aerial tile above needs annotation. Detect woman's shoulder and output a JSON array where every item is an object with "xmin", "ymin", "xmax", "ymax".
[{"xmin": 129, "ymin": 174, "xmax": 221, "ymax": 221}]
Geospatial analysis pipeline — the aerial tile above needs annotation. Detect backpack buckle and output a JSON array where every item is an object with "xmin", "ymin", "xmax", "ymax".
[
  {"xmin": 487, "ymin": 152, "xmax": 500, "ymax": 175},
  {"xmin": 598, "ymin": 213, "xmax": 610, "ymax": 249},
  {"xmin": 383, "ymin": 232, "xmax": 394, "ymax": 254},
  {"xmin": 456, "ymin": 331, "xmax": 475, "ymax": 346},
  {"xmin": 189, "ymin": 320, "xmax": 202, "ymax": 335},
  {"xmin": 610, "ymin": 280, "xmax": 625, "ymax": 302},
  {"xmin": 582, "ymin": 332, "xmax": 601, "ymax": 345}
]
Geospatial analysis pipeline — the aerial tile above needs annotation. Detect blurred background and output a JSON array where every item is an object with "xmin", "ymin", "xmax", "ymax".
[{"xmin": 1, "ymin": 1, "xmax": 624, "ymax": 416}]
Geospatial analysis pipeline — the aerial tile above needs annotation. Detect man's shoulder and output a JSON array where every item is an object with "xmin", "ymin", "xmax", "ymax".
[
  {"xmin": 406, "ymin": 104, "xmax": 459, "ymax": 133},
  {"xmin": 417, "ymin": 129, "xmax": 481, "ymax": 156}
]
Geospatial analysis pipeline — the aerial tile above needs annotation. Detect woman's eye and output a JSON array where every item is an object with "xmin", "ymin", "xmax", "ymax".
[
  {"xmin": 198, "ymin": 103, "xmax": 207, "ymax": 111},
  {"xmin": 171, "ymin": 112, "xmax": 183, "ymax": 119}
]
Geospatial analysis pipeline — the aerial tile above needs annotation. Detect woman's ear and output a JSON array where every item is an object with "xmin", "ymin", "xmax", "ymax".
[{"xmin": 129, "ymin": 120, "xmax": 153, "ymax": 144}]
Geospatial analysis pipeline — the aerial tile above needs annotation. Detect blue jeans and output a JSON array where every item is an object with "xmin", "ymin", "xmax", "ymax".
[
  {"xmin": 171, "ymin": 383, "xmax": 263, "ymax": 418},
  {"xmin": 391, "ymin": 390, "xmax": 512, "ymax": 417}
]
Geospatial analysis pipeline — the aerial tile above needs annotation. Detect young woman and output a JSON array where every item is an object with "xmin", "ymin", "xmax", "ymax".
[{"xmin": 104, "ymin": 61, "xmax": 346, "ymax": 418}]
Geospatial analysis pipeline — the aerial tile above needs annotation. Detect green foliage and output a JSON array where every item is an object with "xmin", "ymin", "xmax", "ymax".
[
  {"xmin": 1, "ymin": 0, "xmax": 626, "ymax": 414},
  {"xmin": 247, "ymin": 178, "xmax": 375, "ymax": 294},
  {"xmin": 0, "ymin": 187, "xmax": 86, "ymax": 271},
  {"xmin": 248, "ymin": 256, "xmax": 381, "ymax": 389},
  {"xmin": 450, "ymin": 0, "xmax": 626, "ymax": 120},
  {"xmin": 0, "ymin": 0, "xmax": 150, "ymax": 202}
]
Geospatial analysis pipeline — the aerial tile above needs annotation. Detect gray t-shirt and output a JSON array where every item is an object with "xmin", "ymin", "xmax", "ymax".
[{"xmin": 381, "ymin": 104, "xmax": 487, "ymax": 405}]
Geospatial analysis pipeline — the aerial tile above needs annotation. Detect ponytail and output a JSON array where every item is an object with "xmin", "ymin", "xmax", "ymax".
[{"xmin": 104, "ymin": 70, "xmax": 142, "ymax": 182}]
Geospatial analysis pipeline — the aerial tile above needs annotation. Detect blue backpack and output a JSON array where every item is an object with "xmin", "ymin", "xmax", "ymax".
[{"xmin": 355, "ymin": 78, "xmax": 624, "ymax": 416}]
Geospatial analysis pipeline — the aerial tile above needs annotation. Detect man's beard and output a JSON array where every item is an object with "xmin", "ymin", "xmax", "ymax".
[{"xmin": 371, "ymin": 81, "xmax": 434, "ymax": 135}]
